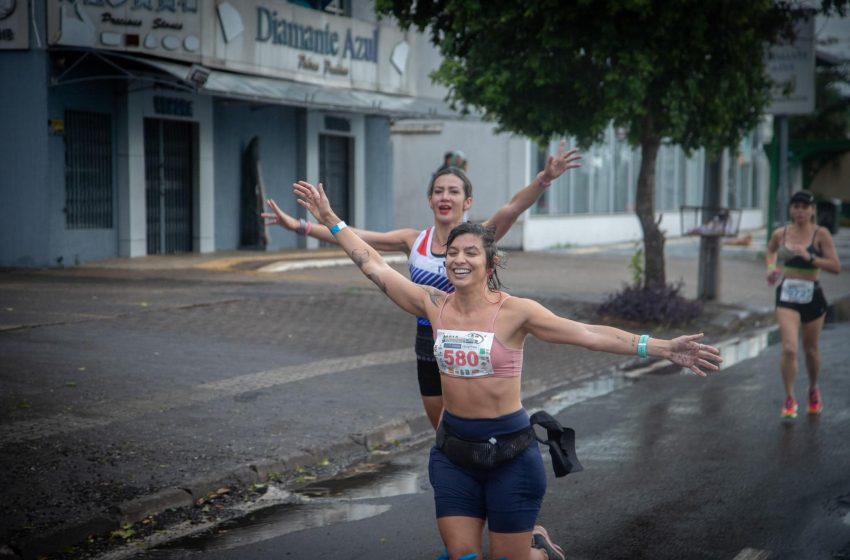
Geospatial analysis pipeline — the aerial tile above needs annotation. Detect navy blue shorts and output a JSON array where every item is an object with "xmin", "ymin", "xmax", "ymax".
[{"xmin": 428, "ymin": 409, "xmax": 547, "ymax": 533}]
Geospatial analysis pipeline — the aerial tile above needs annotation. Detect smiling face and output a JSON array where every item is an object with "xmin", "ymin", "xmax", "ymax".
[
  {"xmin": 428, "ymin": 171, "xmax": 472, "ymax": 225},
  {"xmin": 445, "ymin": 233, "xmax": 488, "ymax": 288}
]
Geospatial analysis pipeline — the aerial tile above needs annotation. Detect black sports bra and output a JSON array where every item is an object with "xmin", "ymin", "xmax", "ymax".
[{"xmin": 779, "ymin": 226, "xmax": 821, "ymax": 270}]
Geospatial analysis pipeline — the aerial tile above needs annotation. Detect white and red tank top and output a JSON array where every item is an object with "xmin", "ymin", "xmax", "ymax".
[{"xmin": 408, "ymin": 227, "xmax": 454, "ymax": 326}]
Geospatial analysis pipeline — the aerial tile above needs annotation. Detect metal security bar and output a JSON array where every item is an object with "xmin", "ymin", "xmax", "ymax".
[
  {"xmin": 64, "ymin": 111, "xmax": 113, "ymax": 229},
  {"xmin": 145, "ymin": 119, "xmax": 194, "ymax": 254}
]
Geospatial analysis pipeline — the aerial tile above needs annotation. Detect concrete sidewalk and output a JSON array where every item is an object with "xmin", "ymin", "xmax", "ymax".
[{"xmin": 1, "ymin": 229, "xmax": 847, "ymax": 559}]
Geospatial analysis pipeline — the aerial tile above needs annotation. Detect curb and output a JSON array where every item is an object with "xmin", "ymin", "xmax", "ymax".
[{"xmin": 6, "ymin": 414, "xmax": 435, "ymax": 560}]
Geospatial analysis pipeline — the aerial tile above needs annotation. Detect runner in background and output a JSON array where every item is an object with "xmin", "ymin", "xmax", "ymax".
[{"xmin": 765, "ymin": 190, "xmax": 841, "ymax": 418}]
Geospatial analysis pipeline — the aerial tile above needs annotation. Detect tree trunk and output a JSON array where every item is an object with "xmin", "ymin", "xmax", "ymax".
[{"xmin": 635, "ymin": 127, "xmax": 665, "ymax": 289}]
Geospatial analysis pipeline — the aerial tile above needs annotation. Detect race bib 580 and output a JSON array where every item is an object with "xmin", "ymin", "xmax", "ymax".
[{"xmin": 434, "ymin": 329, "xmax": 494, "ymax": 377}]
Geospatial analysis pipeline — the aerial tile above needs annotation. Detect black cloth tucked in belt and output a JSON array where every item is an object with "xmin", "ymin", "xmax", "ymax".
[{"xmin": 529, "ymin": 410, "xmax": 583, "ymax": 478}]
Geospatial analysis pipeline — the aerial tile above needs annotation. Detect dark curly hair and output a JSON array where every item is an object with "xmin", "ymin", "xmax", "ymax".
[{"xmin": 446, "ymin": 222, "xmax": 504, "ymax": 292}]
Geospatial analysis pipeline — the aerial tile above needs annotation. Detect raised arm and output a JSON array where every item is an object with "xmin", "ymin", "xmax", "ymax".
[
  {"xmin": 291, "ymin": 181, "xmax": 438, "ymax": 317},
  {"xmin": 765, "ymin": 227, "xmax": 783, "ymax": 285},
  {"xmin": 263, "ymin": 198, "xmax": 418, "ymax": 253},
  {"xmin": 517, "ymin": 298, "xmax": 722, "ymax": 377},
  {"xmin": 483, "ymin": 139, "xmax": 581, "ymax": 241}
]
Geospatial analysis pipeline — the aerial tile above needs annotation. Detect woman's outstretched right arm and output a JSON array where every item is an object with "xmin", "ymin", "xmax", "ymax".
[
  {"xmin": 289, "ymin": 181, "xmax": 439, "ymax": 318},
  {"xmin": 263, "ymin": 198, "xmax": 418, "ymax": 253}
]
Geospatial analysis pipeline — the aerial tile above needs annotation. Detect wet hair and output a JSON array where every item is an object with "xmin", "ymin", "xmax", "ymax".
[
  {"xmin": 446, "ymin": 222, "xmax": 505, "ymax": 292},
  {"xmin": 428, "ymin": 167, "xmax": 473, "ymax": 199}
]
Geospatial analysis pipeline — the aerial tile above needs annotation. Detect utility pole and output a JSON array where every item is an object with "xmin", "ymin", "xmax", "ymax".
[
  {"xmin": 775, "ymin": 116, "xmax": 790, "ymax": 228},
  {"xmin": 698, "ymin": 155, "xmax": 723, "ymax": 300}
]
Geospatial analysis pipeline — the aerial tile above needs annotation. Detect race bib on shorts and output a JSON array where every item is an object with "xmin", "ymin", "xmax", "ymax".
[
  {"xmin": 780, "ymin": 279, "xmax": 815, "ymax": 304},
  {"xmin": 434, "ymin": 329, "xmax": 494, "ymax": 377}
]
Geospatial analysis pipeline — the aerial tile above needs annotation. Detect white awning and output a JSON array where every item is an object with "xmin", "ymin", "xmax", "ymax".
[{"xmin": 145, "ymin": 59, "xmax": 460, "ymax": 119}]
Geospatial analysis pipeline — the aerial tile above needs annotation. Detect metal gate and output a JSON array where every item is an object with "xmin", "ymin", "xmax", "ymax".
[
  {"xmin": 319, "ymin": 134, "xmax": 353, "ymax": 226},
  {"xmin": 145, "ymin": 119, "xmax": 194, "ymax": 254}
]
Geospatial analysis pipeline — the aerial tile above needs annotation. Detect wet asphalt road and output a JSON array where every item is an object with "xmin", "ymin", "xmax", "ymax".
[
  {"xmin": 135, "ymin": 322, "xmax": 850, "ymax": 560},
  {"xmin": 2, "ymin": 232, "xmax": 848, "ymax": 558}
]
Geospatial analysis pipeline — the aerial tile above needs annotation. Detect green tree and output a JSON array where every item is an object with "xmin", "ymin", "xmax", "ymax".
[{"xmin": 376, "ymin": 0, "xmax": 848, "ymax": 289}]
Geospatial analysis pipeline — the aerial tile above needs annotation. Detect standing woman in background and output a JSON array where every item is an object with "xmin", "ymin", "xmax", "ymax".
[
  {"xmin": 766, "ymin": 190, "xmax": 841, "ymax": 418},
  {"xmin": 264, "ymin": 141, "xmax": 581, "ymax": 429}
]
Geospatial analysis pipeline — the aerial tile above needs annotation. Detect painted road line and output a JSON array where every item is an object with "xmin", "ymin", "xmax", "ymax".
[
  {"xmin": 0, "ymin": 348, "xmax": 412, "ymax": 446},
  {"xmin": 732, "ymin": 548, "xmax": 771, "ymax": 560},
  {"xmin": 258, "ymin": 254, "xmax": 406, "ymax": 273}
]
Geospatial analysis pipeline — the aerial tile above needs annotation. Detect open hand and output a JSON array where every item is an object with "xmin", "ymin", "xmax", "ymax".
[
  {"xmin": 542, "ymin": 139, "xmax": 582, "ymax": 182},
  {"xmin": 262, "ymin": 199, "xmax": 298, "ymax": 230},
  {"xmin": 667, "ymin": 333, "xmax": 722, "ymax": 377},
  {"xmin": 292, "ymin": 180, "xmax": 334, "ymax": 224}
]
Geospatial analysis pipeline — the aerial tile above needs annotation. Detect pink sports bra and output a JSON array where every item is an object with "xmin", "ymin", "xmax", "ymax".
[{"xmin": 432, "ymin": 293, "xmax": 523, "ymax": 378}]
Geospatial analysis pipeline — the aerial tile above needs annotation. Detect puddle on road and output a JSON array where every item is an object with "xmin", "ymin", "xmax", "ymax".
[
  {"xmin": 537, "ymin": 372, "xmax": 634, "ymax": 417},
  {"xmin": 146, "ymin": 462, "xmax": 423, "ymax": 556},
  {"xmin": 149, "ymin": 502, "xmax": 392, "ymax": 556}
]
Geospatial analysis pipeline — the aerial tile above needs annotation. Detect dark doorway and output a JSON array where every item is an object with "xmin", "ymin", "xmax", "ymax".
[
  {"xmin": 319, "ymin": 133, "xmax": 353, "ymax": 231},
  {"xmin": 144, "ymin": 118, "xmax": 195, "ymax": 254}
]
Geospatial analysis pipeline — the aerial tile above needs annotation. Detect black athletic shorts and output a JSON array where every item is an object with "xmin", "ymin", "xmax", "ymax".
[
  {"xmin": 415, "ymin": 322, "xmax": 442, "ymax": 397},
  {"xmin": 775, "ymin": 280, "xmax": 827, "ymax": 323}
]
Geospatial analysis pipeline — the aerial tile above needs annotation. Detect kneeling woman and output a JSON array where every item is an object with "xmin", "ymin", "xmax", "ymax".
[{"xmin": 292, "ymin": 180, "xmax": 722, "ymax": 560}]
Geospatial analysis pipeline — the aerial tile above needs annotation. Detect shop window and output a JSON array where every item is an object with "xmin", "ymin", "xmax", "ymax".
[{"xmin": 64, "ymin": 110, "xmax": 113, "ymax": 229}]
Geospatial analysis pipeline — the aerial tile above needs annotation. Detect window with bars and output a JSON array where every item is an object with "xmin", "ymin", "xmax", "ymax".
[{"xmin": 64, "ymin": 110, "xmax": 113, "ymax": 229}]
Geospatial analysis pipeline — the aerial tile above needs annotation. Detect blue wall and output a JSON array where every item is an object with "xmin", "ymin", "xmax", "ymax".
[
  {"xmin": 0, "ymin": 51, "xmax": 51, "ymax": 267},
  {"xmin": 364, "ymin": 116, "xmax": 394, "ymax": 231},
  {"xmin": 47, "ymin": 81, "xmax": 119, "ymax": 266},
  {"xmin": 213, "ymin": 101, "xmax": 299, "ymax": 251}
]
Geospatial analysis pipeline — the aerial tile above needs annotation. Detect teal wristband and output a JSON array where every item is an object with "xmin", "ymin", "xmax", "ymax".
[
  {"xmin": 330, "ymin": 221, "xmax": 347, "ymax": 236},
  {"xmin": 637, "ymin": 334, "xmax": 649, "ymax": 359}
]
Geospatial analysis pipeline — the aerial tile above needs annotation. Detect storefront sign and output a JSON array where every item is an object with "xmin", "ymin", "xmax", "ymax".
[
  {"xmin": 254, "ymin": 7, "xmax": 378, "ymax": 63},
  {"xmin": 765, "ymin": 17, "xmax": 816, "ymax": 115},
  {"xmin": 48, "ymin": 0, "xmax": 202, "ymax": 62},
  {"xmin": 47, "ymin": 1, "xmax": 412, "ymax": 95},
  {"xmin": 0, "ymin": 0, "xmax": 30, "ymax": 50}
]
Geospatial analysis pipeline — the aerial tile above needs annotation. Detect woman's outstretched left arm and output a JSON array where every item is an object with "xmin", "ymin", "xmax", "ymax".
[{"xmin": 519, "ymin": 299, "xmax": 722, "ymax": 377}]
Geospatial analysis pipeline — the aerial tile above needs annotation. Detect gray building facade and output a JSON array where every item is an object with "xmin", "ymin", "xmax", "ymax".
[{"xmin": 0, "ymin": 0, "xmax": 450, "ymax": 267}]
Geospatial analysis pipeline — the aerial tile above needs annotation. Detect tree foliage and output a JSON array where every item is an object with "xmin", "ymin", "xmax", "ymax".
[{"xmin": 376, "ymin": 0, "xmax": 848, "ymax": 288}]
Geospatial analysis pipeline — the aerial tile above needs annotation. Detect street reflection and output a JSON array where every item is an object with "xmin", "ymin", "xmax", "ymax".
[{"xmin": 147, "ymin": 461, "xmax": 423, "ymax": 556}]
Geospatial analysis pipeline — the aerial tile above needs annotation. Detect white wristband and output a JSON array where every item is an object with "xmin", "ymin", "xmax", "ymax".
[{"xmin": 330, "ymin": 221, "xmax": 347, "ymax": 236}]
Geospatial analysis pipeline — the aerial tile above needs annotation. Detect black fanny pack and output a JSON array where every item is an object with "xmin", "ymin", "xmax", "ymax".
[
  {"xmin": 435, "ymin": 422, "xmax": 535, "ymax": 471},
  {"xmin": 435, "ymin": 410, "xmax": 583, "ymax": 477}
]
